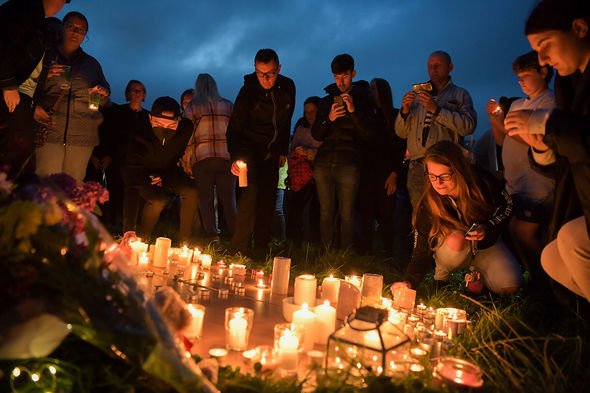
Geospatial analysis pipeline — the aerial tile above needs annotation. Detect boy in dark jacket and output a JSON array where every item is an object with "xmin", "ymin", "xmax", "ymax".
[
  {"xmin": 227, "ymin": 49, "xmax": 296, "ymax": 254},
  {"xmin": 123, "ymin": 96, "xmax": 198, "ymax": 243}
]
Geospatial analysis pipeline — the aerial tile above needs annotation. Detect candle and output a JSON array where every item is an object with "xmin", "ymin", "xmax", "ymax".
[
  {"xmin": 209, "ymin": 348, "xmax": 227, "ymax": 359},
  {"xmin": 345, "ymin": 275, "xmax": 362, "ymax": 290},
  {"xmin": 364, "ymin": 330, "xmax": 382, "ymax": 349},
  {"xmin": 199, "ymin": 254, "xmax": 212, "ymax": 270},
  {"xmin": 178, "ymin": 245, "xmax": 191, "ymax": 265},
  {"xmin": 292, "ymin": 303, "xmax": 316, "ymax": 352},
  {"xmin": 192, "ymin": 248, "xmax": 201, "ymax": 263},
  {"xmin": 129, "ymin": 240, "xmax": 148, "ymax": 265},
  {"xmin": 294, "ymin": 274, "xmax": 317, "ymax": 306},
  {"xmin": 153, "ymin": 237, "xmax": 171, "ymax": 268},
  {"xmin": 256, "ymin": 279, "xmax": 267, "ymax": 289},
  {"xmin": 185, "ymin": 304, "xmax": 205, "ymax": 340},
  {"xmin": 237, "ymin": 160, "xmax": 248, "ymax": 187},
  {"xmin": 314, "ymin": 300, "xmax": 336, "ymax": 345},
  {"xmin": 434, "ymin": 357, "xmax": 484, "ymax": 388},
  {"xmin": 270, "ymin": 257, "xmax": 291, "ymax": 295},
  {"xmin": 277, "ymin": 327, "xmax": 299, "ymax": 371},
  {"xmin": 230, "ymin": 263, "xmax": 247, "ymax": 276},
  {"xmin": 321, "ymin": 275, "xmax": 340, "ymax": 306},
  {"xmin": 138, "ymin": 252, "xmax": 149, "ymax": 266},
  {"xmin": 225, "ymin": 307, "xmax": 253, "ymax": 351},
  {"xmin": 361, "ymin": 273, "xmax": 383, "ymax": 305}
]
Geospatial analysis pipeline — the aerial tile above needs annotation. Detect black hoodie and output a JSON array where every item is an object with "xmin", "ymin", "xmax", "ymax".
[
  {"xmin": 227, "ymin": 73, "xmax": 296, "ymax": 162},
  {"xmin": 312, "ymin": 80, "xmax": 375, "ymax": 167}
]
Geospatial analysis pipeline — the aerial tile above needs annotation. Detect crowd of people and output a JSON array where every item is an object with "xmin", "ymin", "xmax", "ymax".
[{"xmin": 1, "ymin": 0, "xmax": 589, "ymax": 317}]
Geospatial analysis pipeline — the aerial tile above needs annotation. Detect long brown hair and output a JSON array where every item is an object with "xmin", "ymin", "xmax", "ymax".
[{"xmin": 414, "ymin": 141, "xmax": 492, "ymax": 249}]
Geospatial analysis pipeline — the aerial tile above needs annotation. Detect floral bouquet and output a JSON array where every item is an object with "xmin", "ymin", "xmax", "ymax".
[{"xmin": 0, "ymin": 173, "xmax": 217, "ymax": 392}]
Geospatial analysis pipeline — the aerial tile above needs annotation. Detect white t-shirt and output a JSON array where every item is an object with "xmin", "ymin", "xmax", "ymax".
[{"xmin": 502, "ymin": 89, "xmax": 556, "ymax": 201}]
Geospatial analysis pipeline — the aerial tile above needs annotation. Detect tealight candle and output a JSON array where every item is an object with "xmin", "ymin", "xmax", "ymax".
[
  {"xmin": 314, "ymin": 300, "xmax": 336, "ymax": 345},
  {"xmin": 294, "ymin": 274, "xmax": 317, "ymax": 306},
  {"xmin": 209, "ymin": 348, "xmax": 227, "ymax": 359},
  {"xmin": 321, "ymin": 275, "xmax": 340, "ymax": 306}
]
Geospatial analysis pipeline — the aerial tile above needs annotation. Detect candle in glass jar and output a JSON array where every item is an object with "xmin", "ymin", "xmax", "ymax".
[
  {"xmin": 227, "ymin": 311, "xmax": 248, "ymax": 350},
  {"xmin": 294, "ymin": 274, "xmax": 317, "ymax": 306},
  {"xmin": 186, "ymin": 304, "xmax": 205, "ymax": 339},
  {"xmin": 200, "ymin": 254, "xmax": 212, "ymax": 270},
  {"xmin": 138, "ymin": 252, "xmax": 149, "ymax": 266},
  {"xmin": 345, "ymin": 275, "xmax": 362, "ymax": 289},
  {"xmin": 314, "ymin": 300, "xmax": 336, "ymax": 345},
  {"xmin": 130, "ymin": 240, "xmax": 148, "ymax": 265},
  {"xmin": 321, "ymin": 275, "xmax": 340, "ymax": 306},
  {"xmin": 178, "ymin": 245, "xmax": 191, "ymax": 265},
  {"xmin": 153, "ymin": 237, "xmax": 171, "ymax": 268},
  {"xmin": 192, "ymin": 248, "xmax": 201, "ymax": 263},
  {"xmin": 292, "ymin": 303, "xmax": 316, "ymax": 352},
  {"xmin": 277, "ymin": 328, "xmax": 299, "ymax": 371}
]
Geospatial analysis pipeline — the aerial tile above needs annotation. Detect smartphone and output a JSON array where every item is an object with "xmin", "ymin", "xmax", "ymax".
[
  {"xmin": 412, "ymin": 82, "xmax": 433, "ymax": 93},
  {"xmin": 465, "ymin": 223, "xmax": 479, "ymax": 237},
  {"xmin": 334, "ymin": 95, "xmax": 344, "ymax": 108}
]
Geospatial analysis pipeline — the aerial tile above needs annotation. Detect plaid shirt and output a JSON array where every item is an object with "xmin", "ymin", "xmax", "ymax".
[{"xmin": 181, "ymin": 99, "xmax": 233, "ymax": 173}]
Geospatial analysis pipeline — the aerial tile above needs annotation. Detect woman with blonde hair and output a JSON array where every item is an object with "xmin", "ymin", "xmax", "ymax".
[
  {"xmin": 181, "ymin": 73, "xmax": 235, "ymax": 239},
  {"xmin": 399, "ymin": 140, "xmax": 521, "ymax": 294}
]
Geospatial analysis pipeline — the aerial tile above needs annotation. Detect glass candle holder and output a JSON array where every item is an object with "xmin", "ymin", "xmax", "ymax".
[
  {"xmin": 185, "ymin": 303, "xmax": 205, "ymax": 340},
  {"xmin": 273, "ymin": 323, "xmax": 304, "ymax": 372},
  {"xmin": 225, "ymin": 307, "xmax": 254, "ymax": 351}
]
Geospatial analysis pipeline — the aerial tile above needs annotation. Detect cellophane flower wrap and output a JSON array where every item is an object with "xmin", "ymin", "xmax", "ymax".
[{"xmin": 0, "ymin": 173, "xmax": 217, "ymax": 392}]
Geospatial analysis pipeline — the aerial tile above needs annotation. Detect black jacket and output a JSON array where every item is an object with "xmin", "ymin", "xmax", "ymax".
[
  {"xmin": 403, "ymin": 168, "xmax": 512, "ymax": 288},
  {"xmin": 227, "ymin": 73, "xmax": 296, "ymax": 162},
  {"xmin": 0, "ymin": 0, "xmax": 45, "ymax": 90},
  {"xmin": 312, "ymin": 81, "xmax": 375, "ymax": 167},
  {"xmin": 123, "ymin": 119, "xmax": 193, "ymax": 187},
  {"xmin": 531, "ymin": 63, "xmax": 590, "ymax": 238}
]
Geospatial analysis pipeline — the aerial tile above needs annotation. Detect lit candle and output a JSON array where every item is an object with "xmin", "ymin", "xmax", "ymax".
[
  {"xmin": 129, "ymin": 240, "xmax": 148, "ymax": 265},
  {"xmin": 277, "ymin": 327, "xmax": 299, "ymax": 371},
  {"xmin": 345, "ymin": 275, "xmax": 362, "ymax": 289},
  {"xmin": 227, "ymin": 311, "xmax": 248, "ymax": 351},
  {"xmin": 364, "ymin": 330, "xmax": 382, "ymax": 349},
  {"xmin": 292, "ymin": 303, "xmax": 316, "ymax": 352},
  {"xmin": 237, "ymin": 160, "xmax": 248, "ymax": 187},
  {"xmin": 185, "ymin": 304, "xmax": 205, "ymax": 339},
  {"xmin": 255, "ymin": 279, "xmax": 267, "ymax": 289},
  {"xmin": 192, "ymin": 248, "xmax": 201, "ymax": 263},
  {"xmin": 178, "ymin": 245, "xmax": 191, "ymax": 266},
  {"xmin": 153, "ymin": 237, "xmax": 171, "ymax": 268},
  {"xmin": 138, "ymin": 252, "xmax": 149, "ymax": 266},
  {"xmin": 200, "ymin": 254, "xmax": 212, "ymax": 270},
  {"xmin": 294, "ymin": 274, "xmax": 317, "ymax": 306},
  {"xmin": 321, "ymin": 275, "xmax": 340, "ymax": 306},
  {"xmin": 230, "ymin": 263, "xmax": 247, "ymax": 276},
  {"xmin": 314, "ymin": 300, "xmax": 336, "ymax": 345}
]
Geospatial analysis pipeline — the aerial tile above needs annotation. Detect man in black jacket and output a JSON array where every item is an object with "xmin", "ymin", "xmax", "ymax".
[
  {"xmin": 0, "ymin": 0, "xmax": 70, "ymax": 177},
  {"xmin": 312, "ymin": 54, "xmax": 374, "ymax": 248},
  {"xmin": 123, "ymin": 96, "xmax": 198, "ymax": 243},
  {"xmin": 227, "ymin": 49, "xmax": 296, "ymax": 255}
]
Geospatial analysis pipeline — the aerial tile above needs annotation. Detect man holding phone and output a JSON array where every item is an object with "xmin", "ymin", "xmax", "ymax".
[
  {"xmin": 395, "ymin": 50, "xmax": 477, "ymax": 210},
  {"xmin": 311, "ymin": 54, "xmax": 375, "ymax": 249}
]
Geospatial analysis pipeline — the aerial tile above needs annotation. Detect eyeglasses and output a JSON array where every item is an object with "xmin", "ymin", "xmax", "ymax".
[
  {"xmin": 426, "ymin": 172, "xmax": 454, "ymax": 183},
  {"xmin": 255, "ymin": 69, "xmax": 278, "ymax": 80},
  {"xmin": 65, "ymin": 23, "xmax": 87, "ymax": 35}
]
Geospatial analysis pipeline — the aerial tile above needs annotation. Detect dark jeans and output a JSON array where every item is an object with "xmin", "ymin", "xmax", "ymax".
[
  {"xmin": 137, "ymin": 169, "xmax": 199, "ymax": 243},
  {"xmin": 313, "ymin": 162, "xmax": 359, "ymax": 248},
  {"xmin": 193, "ymin": 157, "xmax": 236, "ymax": 237},
  {"xmin": 286, "ymin": 183, "xmax": 320, "ymax": 246},
  {"xmin": 231, "ymin": 157, "xmax": 279, "ymax": 252},
  {"xmin": 0, "ymin": 93, "xmax": 35, "ymax": 178},
  {"xmin": 357, "ymin": 171, "xmax": 397, "ymax": 254}
]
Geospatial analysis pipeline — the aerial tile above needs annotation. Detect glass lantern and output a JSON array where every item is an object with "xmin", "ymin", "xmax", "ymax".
[{"xmin": 326, "ymin": 306, "xmax": 411, "ymax": 377}]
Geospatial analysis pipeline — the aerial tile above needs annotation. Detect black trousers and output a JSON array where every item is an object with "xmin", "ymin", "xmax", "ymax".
[
  {"xmin": 0, "ymin": 93, "xmax": 35, "ymax": 178},
  {"xmin": 231, "ymin": 157, "xmax": 279, "ymax": 252},
  {"xmin": 286, "ymin": 183, "xmax": 320, "ymax": 246}
]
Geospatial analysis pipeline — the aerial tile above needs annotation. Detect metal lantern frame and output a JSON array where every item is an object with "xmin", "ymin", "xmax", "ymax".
[{"xmin": 325, "ymin": 306, "xmax": 411, "ymax": 375}]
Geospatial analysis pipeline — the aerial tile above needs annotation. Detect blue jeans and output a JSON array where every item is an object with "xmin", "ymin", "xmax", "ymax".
[{"xmin": 313, "ymin": 163, "xmax": 359, "ymax": 248}]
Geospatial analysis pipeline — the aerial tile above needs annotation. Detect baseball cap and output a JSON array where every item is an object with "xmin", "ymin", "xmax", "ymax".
[{"xmin": 151, "ymin": 96, "xmax": 180, "ymax": 120}]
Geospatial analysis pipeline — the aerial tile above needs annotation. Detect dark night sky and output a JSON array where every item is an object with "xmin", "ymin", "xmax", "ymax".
[{"xmin": 35, "ymin": 0, "xmax": 540, "ymax": 139}]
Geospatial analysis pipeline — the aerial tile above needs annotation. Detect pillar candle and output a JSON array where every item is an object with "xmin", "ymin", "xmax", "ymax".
[
  {"xmin": 361, "ymin": 273, "xmax": 383, "ymax": 304},
  {"xmin": 153, "ymin": 237, "xmax": 171, "ymax": 268},
  {"xmin": 294, "ymin": 274, "xmax": 317, "ymax": 306},
  {"xmin": 270, "ymin": 257, "xmax": 291, "ymax": 295},
  {"xmin": 186, "ymin": 304, "xmax": 205, "ymax": 339},
  {"xmin": 277, "ymin": 328, "xmax": 299, "ymax": 371},
  {"xmin": 314, "ymin": 300, "xmax": 336, "ymax": 345},
  {"xmin": 292, "ymin": 303, "xmax": 316, "ymax": 352},
  {"xmin": 321, "ymin": 275, "xmax": 340, "ymax": 306},
  {"xmin": 237, "ymin": 160, "xmax": 248, "ymax": 187}
]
